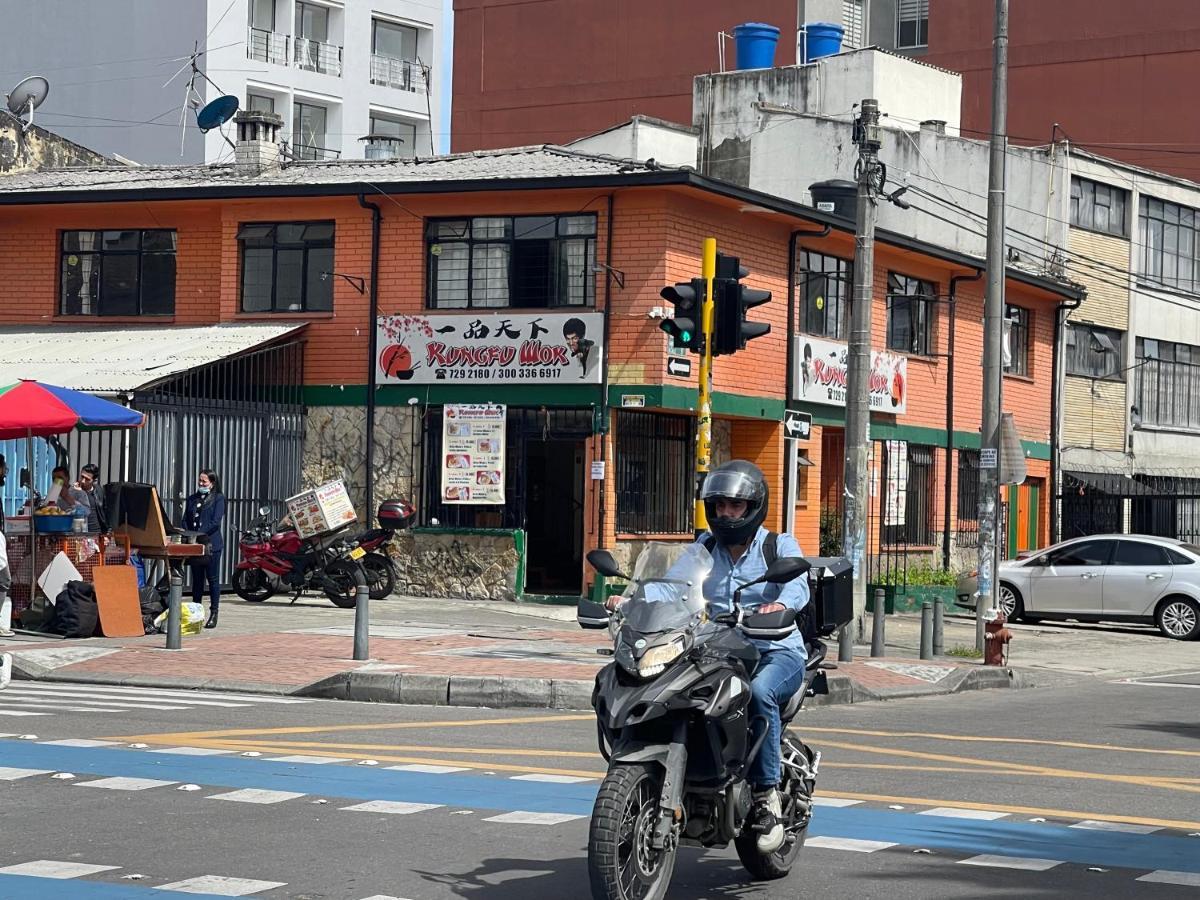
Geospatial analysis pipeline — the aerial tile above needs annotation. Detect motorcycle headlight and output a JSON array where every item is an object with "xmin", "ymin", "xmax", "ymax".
[{"xmin": 637, "ymin": 635, "xmax": 688, "ymax": 678}]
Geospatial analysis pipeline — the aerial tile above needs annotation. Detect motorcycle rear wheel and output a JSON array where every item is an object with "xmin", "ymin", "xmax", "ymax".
[
  {"xmin": 362, "ymin": 552, "xmax": 396, "ymax": 600},
  {"xmin": 735, "ymin": 739, "xmax": 813, "ymax": 880},
  {"xmin": 588, "ymin": 763, "xmax": 677, "ymax": 900},
  {"xmin": 233, "ymin": 568, "xmax": 276, "ymax": 603}
]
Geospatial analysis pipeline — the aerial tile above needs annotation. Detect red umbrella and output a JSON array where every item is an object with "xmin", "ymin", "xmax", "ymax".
[{"xmin": 0, "ymin": 380, "xmax": 144, "ymax": 439}]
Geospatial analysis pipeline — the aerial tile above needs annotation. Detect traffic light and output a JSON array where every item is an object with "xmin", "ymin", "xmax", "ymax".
[
  {"xmin": 659, "ymin": 278, "xmax": 706, "ymax": 352},
  {"xmin": 712, "ymin": 254, "xmax": 771, "ymax": 356}
]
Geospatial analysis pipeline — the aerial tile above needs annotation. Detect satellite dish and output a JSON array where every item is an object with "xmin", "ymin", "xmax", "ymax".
[
  {"xmin": 5, "ymin": 75, "xmax": 49, "ymax": 131},
  {"xmin": 196, "ymin": 95, "xmax": 238, "ymax": 133}
]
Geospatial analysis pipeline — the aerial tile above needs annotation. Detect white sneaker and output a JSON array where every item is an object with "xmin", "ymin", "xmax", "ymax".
[
  {"xmin": 0, "ymin": 653, "xmax": 11, "ymax": 690},
  {"xmin": 754, "ymin": 788, "xmax": 785, "ymax": 853}
]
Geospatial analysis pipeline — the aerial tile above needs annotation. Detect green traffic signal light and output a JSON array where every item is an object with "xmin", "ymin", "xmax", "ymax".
[{"xmin": 660, "ymin": 279, "xmax": 706, "ymax": 353}]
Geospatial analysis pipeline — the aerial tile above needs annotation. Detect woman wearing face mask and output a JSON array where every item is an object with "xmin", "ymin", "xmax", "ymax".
[{"xmin": 183, "ymin": 469, "xmax": 226, "ymax": 629}]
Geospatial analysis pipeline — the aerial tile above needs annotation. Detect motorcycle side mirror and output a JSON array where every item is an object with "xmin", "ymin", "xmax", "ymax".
[
  {"xmin": 763, "ymin": 557, "xmax": 811, "ymax": 584},
  {"xmin": 587, "ymin": 549, "xmax": 628, "ymax": 580},
  {"xmin": 259, "ymin": 505, "xmax": 271, "ymax": 516}
]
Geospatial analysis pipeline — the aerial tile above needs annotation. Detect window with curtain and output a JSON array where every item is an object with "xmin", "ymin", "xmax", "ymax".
[
  {"xmin": 60, "ymin": 230, "xmax": 176, "ymax": 316},
  {"xmin": 238, "ymin": 221, "xmax": 334, "ymax": 313},
  {"xmin": 896, "ymin": 0, "xmax": 929, "ymax": 48},
  {"xmin": 1135, "ymin": 337, "xmax": 1200, "ymax": 430},
  {"xmin": 1004, "ymin": 304, "xmax": 1030, "ymax": 376},
  {"xmin": 1139, "ymin": 195, "xmax": 1200, "ymax": 292},
  {"xmin": 426, "ymin": 215, "xmax": 597, "ymax": 309},
  {"xmin": 798, "ymin": 250, "xmax": 852, "ymax": 339},
  {"xmin": 1065, "ymin": 323, "xmax": 1123, "ymax": 380}
]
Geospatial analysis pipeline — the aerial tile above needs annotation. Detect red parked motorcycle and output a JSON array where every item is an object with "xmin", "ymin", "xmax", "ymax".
[{"xmin": 232, "ymin": 499, "xmax": 414, "ymax": 608}]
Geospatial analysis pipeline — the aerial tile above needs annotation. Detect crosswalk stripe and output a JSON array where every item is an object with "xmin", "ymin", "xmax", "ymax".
[
  {"xmin": 1137, "ymin": 871, "xmax": 1200, "ymax": 887},
  {"xmin": 0, "ymin": 695, "xmax": 191, "ymax": 711},
  {"xmin": 0, "ymin": 767, "xmax": 52, "ymax": 780},
  {"xmin": 149, "ymin": 746, "xmax": 234, "ymax": 756},
  {"xmin": 266, "ymin": 755, "xmax": 352, "ymax": 765},
  {"xmin": 386, "ymin": 764, "xmax": 469, "ymax": 774},
  {"xmin": 0, "ymin": 860, "xmax": 119, "ymax": 878},
  {"xmin": 75, "ymin": 776, "xmax": 177, "ymax": 791},
  {"xmin": 341, "ymin": 800, "xmax": 442, "ymax": 815},
  {"xmin": 919, "ymin": 807, "xmax": 1010, "ymax": 821},
  {"xmin": 208, "ymin": 788, "xmax": 306, "ymax": 804},
  {"xmin": 510, "ymin": 773, "xmax": 594, "ymax": 784},
  {"xmin": 19, "ymin": 682, "xmax": 310, "ymax": 704},
  {"xmin": 157, "ymin": 875, "xmax": 287, "ymax": 895},
  {"xmin": 3, "ymin": 686, "xmax": 249, "ymax": 708},
  {"xmin": 0, "ymin": 709, "xmax": 52, "ymax": 716},
  {"xmin": 812, "ymin": 796, "xmax": 862, "ymax": 808},
  {"xmin": 807, "ymin": 836, "xmax": 897, "ymax": 853},
  {"xmin": 1070, "ymin": 819, "xmax": 1162, "ymax": 834},
  {"xmin": 959, "ymin": 854, "xmax": 1063, "ymax": 871},
  {"xmin": 482, "ymin": 811, "xmax": 585, "ymax": 825},
  {"xmin": 38, "ymin": 739, "xmax": 121, "ymax": 748}
]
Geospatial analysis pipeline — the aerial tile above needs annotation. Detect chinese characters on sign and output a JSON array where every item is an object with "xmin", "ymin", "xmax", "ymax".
[
  {"xmin": 793, "ymin": 335, "xmax": 908, "ymax": 414},
  {"xmin": 442, "ymin": 404, "xmax": 506, "ymax": 505},
  {"xmin": 378, "ymin": 313, "xmax": 604, "ymax": 385}
]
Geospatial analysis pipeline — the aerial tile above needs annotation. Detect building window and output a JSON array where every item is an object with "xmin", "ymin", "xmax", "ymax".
[
  {"xmin": 247, "ymin": 92, "xmax": 275, "ymax": 114},
  {"xmin": 956, "ymin": 449, "xmax": 980, "ymax": 541},
  {"xmin": 292, "ymin": 101, "xmax": 333, "ymax": 160},
  {"xmin": 616, "ymin": 411, "xmax": 694, "ymax": 535},
  {"xmin": 426, "ymin": 215, "xmax": 597, "ymax": 309},
  {"xmin": 60, "ymin": 230, "xmax": 176, "ymax": 317},
  {"xmin": 371, "ymin": 20, "xmax": 427, "ymax": 92},
  {"xmin": 1140, "ymin": 195, "xmax": 1200, "ymax": 292},
  {"xmin": 365, "ymin": 115, "xmax": 417, "ymax": 159},
  {"xmin": 798, "ymin": 250, "xmax": 852, "ymax": 339},
  {"xmin": 881, "ymin": 441, "xmax": 935, "ymax": 546},
  {"xmin": 1004, "ymin": 304, "xmax": 1030, "ymax": 376},
  {"xmin": 1135, "ymin": 337, "xmax": 1200, "ymax": 430},
  {"xmin": 238, "ymin": 221, "xmax": 334, "ymax": 313},
  {"xmin": 1065, "ymin": 323, "xmax": 1123, "ymax": 380},
  {"xmin": 896, "ymin": 0, "xmax": 929, "ymax": 49},
  {"xmin": 1070, "ymin": 177, "xmax": 1128, "ymax": 238},
  {"xmin": 886, "ymin": 272, "xmax": 935, "ymax": 355},
  {"xmin": 841, "ymin": 0, "xmax": 866, "ymax": 49}
]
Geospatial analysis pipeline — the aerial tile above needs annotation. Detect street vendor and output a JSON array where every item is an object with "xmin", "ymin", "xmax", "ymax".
[
  {"xmin": 43, "ymin": 466, "xmax": 76, "ymax": 510},
  {"xmin": 72, "ymin": 463, "xmax": 106, "ymax": 532}
]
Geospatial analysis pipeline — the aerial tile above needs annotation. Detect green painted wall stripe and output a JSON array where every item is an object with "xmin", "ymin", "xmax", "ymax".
[
  {"xmin": 304, "ymin": 384, "xmax": 603, "ymax": 407},
  {"xmin": 607, "ymin": 385, "xmax": 784, "ymax": 420}
]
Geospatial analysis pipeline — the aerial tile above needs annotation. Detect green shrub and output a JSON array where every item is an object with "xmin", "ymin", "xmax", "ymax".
[
  {"xmin": 819, "ymin": 507, "xmax": 843, "ymax": 557},
  {"xmin": 873, "ymin": 564, "xmax": 959, "ymax": 587}
]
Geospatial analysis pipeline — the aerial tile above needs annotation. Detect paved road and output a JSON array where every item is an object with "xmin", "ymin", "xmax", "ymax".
[{"xmin": 2, "ymin": 670, "xmax": 1199, "ymax": 899}]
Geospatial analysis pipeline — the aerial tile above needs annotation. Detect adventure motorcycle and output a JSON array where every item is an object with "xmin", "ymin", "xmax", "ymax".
[
  {"xmin": 577, "ymin": 543, "xmax": 847, "ymax": 900},
  {"xmin": 232, "ymin": 499, "xmax": 413, "ymax": 608}
]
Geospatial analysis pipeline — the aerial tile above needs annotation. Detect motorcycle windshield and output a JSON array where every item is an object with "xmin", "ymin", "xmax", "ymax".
[{"xmin": 619, "ymin": 543, "xmax": 713, "ymax": 633}]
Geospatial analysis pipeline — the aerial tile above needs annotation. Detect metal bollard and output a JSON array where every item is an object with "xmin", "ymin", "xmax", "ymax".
[
  {"xmin": 165, "ymin": 571, "xmax": 183, "ymax": 651},
  {"xmin": 933, "ymin": 598, "xmax": 945, "ymax": 656},
  {"xmin": 352, "ymin": 564, "xmax": 370, "ymax": 661},
  {"xmin": 871, "ymin": 588, "xmax": 886, "ymax": 657},
  {"xmin": 838, "ymin": 622, "xmax": 853, "ymax": 663},
  {"xmin": 920, "ymin": 601, "xmax": 934, "ymax": 660}
]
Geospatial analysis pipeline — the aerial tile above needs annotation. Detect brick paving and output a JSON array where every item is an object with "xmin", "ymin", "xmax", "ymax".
[{"xmin": 3, "ymin": 620, "xmax": 973, "ymax": 696}]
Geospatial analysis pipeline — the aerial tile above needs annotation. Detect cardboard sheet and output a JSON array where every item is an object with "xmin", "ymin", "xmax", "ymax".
[
  {"xmin": 37, "ymin": 551, "xmax": 83, "ymax": 606},
  {"xmin": 91, "ymin": 566, "xmax": 145, "ymax": 638}
]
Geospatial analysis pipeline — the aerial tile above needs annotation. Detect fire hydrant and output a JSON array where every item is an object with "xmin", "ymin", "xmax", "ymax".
[{"xmin": 983, "ymin": 610, "xmax": 1013, "ymax": 666}]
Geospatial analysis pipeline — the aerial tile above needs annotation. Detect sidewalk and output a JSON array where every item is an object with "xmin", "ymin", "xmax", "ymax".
[{"xmin": 0, "ymin": 593, "xmax": 1027, "ymax": 710}]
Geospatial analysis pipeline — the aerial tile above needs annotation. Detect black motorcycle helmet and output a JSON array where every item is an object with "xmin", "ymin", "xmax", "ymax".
[{"xmin": 701, "ymin": 460, "xmax": 768, "ymax": 547}]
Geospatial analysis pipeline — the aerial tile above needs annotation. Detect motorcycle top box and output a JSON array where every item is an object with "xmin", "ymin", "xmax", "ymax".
[
  {"xmin": 376, "ymin": 497, "xmax": 416, "ymax": 531},
  {"xmin": 804, "ymin": 556, "xmax": 853, "ymax": 637}
]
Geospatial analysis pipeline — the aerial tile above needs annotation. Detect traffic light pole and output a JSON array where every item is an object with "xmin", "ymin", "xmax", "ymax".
[
  {"xmin": 695, "ymin": 237, "xmax": 717, "ymax": 532},
  {"xmin": 841, "ymin": 98, "xmax": 883, "ymax": 663}
]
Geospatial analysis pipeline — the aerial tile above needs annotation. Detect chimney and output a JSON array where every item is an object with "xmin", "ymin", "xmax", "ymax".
[
  {"xmin": 920, "ymin": 119, "xmax": 947, "ymax": 135},
  {"xmin": 234, "ymin": 110, "xmax": 283, "ymax": 176}
]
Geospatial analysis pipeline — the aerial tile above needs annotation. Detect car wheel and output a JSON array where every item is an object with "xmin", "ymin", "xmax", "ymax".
[
  {"xmin": 998, "ymin": 583, "xmax": 1026, "ymax": 623},
  {"xmin": 1156, "ymin": 597, "xmax": 1200, "ymax": 640}
]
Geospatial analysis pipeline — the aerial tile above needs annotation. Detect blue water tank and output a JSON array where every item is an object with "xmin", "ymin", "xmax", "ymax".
[
  {"xmin": 800, "ymin": 22, "xmax": 844, "ymax": 63},
  {"xmin": 733, "ymin": 22, "xmax": 781, "ymax": 70}
]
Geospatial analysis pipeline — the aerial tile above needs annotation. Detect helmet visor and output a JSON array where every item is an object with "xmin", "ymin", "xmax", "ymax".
[{"xmin": 700, "ymin": 470, "xmax": 765, "ymax": 503}]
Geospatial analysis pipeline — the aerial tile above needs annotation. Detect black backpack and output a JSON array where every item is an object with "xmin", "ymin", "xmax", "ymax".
[{"xmin": 700, "ymin": 532, "xmax": 817, "ymax": 644}]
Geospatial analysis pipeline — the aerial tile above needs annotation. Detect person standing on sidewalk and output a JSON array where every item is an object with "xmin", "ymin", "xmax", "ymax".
[
  {"xmin": 72, "ymin": 463, "xmax": 107, "ymax": 532},
  {"xmin": 0, "ymin": 524, "xmax": 12, "ymax": 638},
  {"xmin": 183, "ymin": 469, "xmax": 225, "ymax": 630}
]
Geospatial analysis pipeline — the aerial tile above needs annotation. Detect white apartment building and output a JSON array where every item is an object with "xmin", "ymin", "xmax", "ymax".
[{"xmin": 0, "ymin": 0, "xmax": 446, "ymax": 164}]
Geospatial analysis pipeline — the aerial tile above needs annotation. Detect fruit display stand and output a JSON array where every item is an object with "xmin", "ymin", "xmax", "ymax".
[{"xmin": 5, "ymin": 515, "xmax": 130, "ymax": 623}]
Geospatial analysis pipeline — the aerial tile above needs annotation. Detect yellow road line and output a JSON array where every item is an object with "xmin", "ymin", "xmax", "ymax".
[
  {"xmin": 156, "ymin": 738, "xmax": 599, "ymax": 759},
  {"xmin": 105, "ymin": 713, "xmax": 594, "ymax": 744},
  {"xmin": 794, "ymin": 725, "xmax": 1200, "ymax": 760}
]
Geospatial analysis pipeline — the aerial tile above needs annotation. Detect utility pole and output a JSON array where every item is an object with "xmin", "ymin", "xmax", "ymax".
[
  {"xmin": 977, "ymin": 0, "xmax": 1009, "ymax": 650},
  {"xmin": 841, "ymin": 98, "xmax": 883, "ymax": 663},
  {"xmin": 695, "ymin": 237, "xmax": 717, "ymax": 532}
]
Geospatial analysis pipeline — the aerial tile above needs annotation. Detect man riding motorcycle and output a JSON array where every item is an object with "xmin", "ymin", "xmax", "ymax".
[{"xmin": 609, "ymin": 459, "xmax": 810, "ymax": 854}]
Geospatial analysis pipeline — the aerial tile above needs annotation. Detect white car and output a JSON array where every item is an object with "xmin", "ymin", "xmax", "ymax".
[{"xmin": 955, "ymin": 534, "xmax": 1200, "ymax": 640}]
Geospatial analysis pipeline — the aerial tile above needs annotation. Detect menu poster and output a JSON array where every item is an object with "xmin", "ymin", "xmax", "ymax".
[
  {"xmin": 441, "ymin": 404, "xmax": 506, "ymax": 504},
  {"xmin": 286, "ymin": 479, "xmax": 358, "ymax": 539}
]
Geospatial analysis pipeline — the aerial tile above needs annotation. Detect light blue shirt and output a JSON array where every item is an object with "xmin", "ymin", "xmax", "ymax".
[{"xmin": 656, "ymin": 527, "xmax": 810, "ymax": 657}]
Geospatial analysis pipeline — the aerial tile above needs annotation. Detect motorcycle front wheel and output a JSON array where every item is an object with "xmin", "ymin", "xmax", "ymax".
[
  {"xmin": 233, "ymin": 568, "xmax": 276, "ymax": 603},
  {"xmin": 588, "ymin": 763, "xmax": 677, "ymax": 900},
  {"xmin": 322, "ymin": 560, "xmax": 359, "ymax": 608}
]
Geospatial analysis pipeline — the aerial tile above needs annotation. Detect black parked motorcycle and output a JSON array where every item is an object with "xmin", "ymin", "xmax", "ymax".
[{"xmin": 578, "ymin": 543, "xmax": 848, "ymax": 900}]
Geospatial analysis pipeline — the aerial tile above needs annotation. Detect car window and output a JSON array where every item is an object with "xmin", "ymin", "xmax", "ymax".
[
  {"xmin": 1045, "ymin": 540, "xmax": 1114, "ymax": 567},
  {"xmin": 1113, "ymin": 541, "xmax": 1170, "ymax": 567},
  {"xmin": 1167, "ymin": 548, "xmax": 1195, "ymax": 565}
]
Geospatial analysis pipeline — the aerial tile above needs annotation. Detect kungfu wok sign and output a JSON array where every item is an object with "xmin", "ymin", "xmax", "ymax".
[
  {"xmin": 793, "ymin": 335, "xmax": 908, "ymax": 414},
  {"xmin": 377, "ymin": 313, "xmax": 604, "ymax": 385}
]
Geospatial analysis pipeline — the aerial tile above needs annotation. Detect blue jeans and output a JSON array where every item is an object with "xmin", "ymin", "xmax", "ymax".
[{"xmin": 748, "ymin": 648, "xmax": 807, "ymax": 789}]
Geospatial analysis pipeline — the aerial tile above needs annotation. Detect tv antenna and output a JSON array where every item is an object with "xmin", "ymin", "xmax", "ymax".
[
  {"xmin": 164, "ymin": 41, "xmax": 238, "ymax": 158},
  {"xmin": 5, "ymin": 75, "xmax": 50, "ymax": 132}
]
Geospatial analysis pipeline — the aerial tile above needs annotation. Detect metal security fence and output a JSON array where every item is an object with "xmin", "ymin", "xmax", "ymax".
[
  {"xmin": 1060, "ymin": 471, "xmax": 1200, "ymax": 545},
  {"xmin": 615, "ymin": 411, "xmax": 695, "ymax": 535}
]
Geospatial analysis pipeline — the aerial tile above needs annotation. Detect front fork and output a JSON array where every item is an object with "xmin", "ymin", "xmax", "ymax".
[{"xmin": 650, "ymin": 720, "xmax": 688, "ymax": 850}]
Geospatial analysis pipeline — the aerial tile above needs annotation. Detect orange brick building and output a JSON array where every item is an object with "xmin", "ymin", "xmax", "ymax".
[{"xmin": 0, "ymin": 142, "xmax": 1081, "ymax": 600}]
